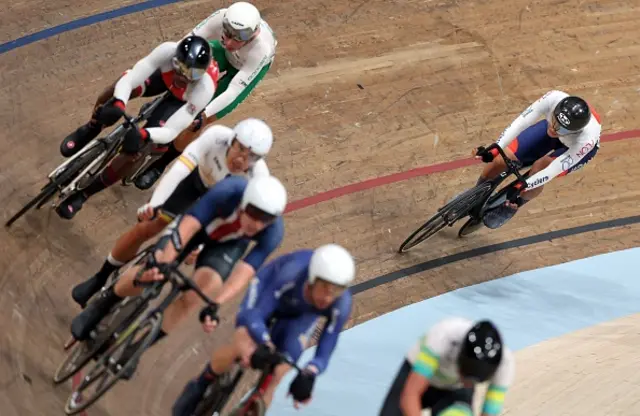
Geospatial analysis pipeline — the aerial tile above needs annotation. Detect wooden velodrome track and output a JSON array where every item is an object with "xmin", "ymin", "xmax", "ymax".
[{"xmin": 2, "ymin": 0, "xmax": 640, "ymax": 414}]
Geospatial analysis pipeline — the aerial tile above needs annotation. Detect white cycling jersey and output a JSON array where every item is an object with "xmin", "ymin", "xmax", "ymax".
[
  {"xmin": 113, "ymin": 42, "xmax": 218, "ymax": 145},
  {"xmin": 148, "ymin": 124, "xmax": 269, "ymax": 207},
  {"xmin": 189, "ymin": 9, "xmax": 277, "ymax": 118},
  {"xmin": 496, "ymin": 90, "xmax": 602, "ymax": 190},
  {"xmin": 407, "ymin": 317, "xmax": 515, "ymax": 416}
]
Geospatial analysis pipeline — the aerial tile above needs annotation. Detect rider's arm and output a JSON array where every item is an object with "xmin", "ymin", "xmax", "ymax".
[
  {"xmin": 480, "ymin": 349, "xmax": 515, "ymax": 416},
  {"xmin": 203, "ymin": 53, "xmax": 269, "ymax": 119},
  {"xmin": 243, "ymin": 217, "xmax": 285, "ymax": 270},
  {"xmin": 306, "ymin": 293, "xmax": 352, "ymax": 374},
  {"xmin": 214, "ymin": 228, "xmax": 286, "ymax": 306},
  {"xmin": 114, "ymin": 42, "xmax": 176, "ymax": 105},
  {"xmin": 148, "ymin": 127, "xmax": 222, "ymax": 207},
  {"xmin": 160, "ymin": 176, "xmax": 244, "ymax": 261},
  {"xmin": 524, "ymin": 131, "xmax": 601, "ymax": 191},
  {"xmin": 496, "ymin": 90, "xmax": 566, "ymax": 149},
  {"xmin": 145, "ymin": 75, "xmax": 216, "ymax": 145},
  {"xmin": 400, "ymin": 372, "xmax": 430, "ymax": 416},
  {"xmin": 188, "ymin": 9, "xmax": 224, "ymax": 40}
]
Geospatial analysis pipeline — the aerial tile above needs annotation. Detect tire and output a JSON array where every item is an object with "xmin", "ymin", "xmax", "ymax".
[
  {"xmin": 457, "ymin": 217, "xmax": 484, "ymax": 238},
  {"xmin": 5, "ymin": 143, "xmax": 107, "ymax": 227},
  {"xmin": 52, "ymin": 296, "xmax": 145, "ymax": 385},
  {"xmin": 193, "ymin": 382, "xmax": 224, "ymax": 416},
  {"xmin": 5, "ymin": 182, "xmax": 58, "ymax": 227},
  {"xmin": 397, "ymin": 182, "xmax": 494, "ymax": 252},
  {"xmin": 229, "ymin": 397, "xmax": 267, "ymax": 416},
  {"xmin": 64, "ymin": 313, "xmax": 161, "ymax": 415},
  {"xmin": 194, "ymin": 365, "xmax": 244, "ymax": 416}
]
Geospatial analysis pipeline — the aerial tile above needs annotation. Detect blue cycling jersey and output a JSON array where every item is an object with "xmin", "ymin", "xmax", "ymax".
[
  {"xmin": 236, "ymin": 250, "xmax": 352, "ymax": 374},
  {"xmin": 186, "ymin": 175, "xmax": 284, "ymax": 270}
]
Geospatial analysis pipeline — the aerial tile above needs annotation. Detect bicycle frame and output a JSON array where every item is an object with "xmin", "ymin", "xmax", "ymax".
[
  {"xmin": 469, "ymin": 145, "xmax": 530, "ymax": 220},
  {"xmin": 49, "ymin": 93, "xmax": 169, "ymax": 201}
]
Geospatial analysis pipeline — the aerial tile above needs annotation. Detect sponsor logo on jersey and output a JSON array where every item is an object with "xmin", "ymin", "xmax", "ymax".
[
  {"xmin": 560, "ymin": 154, "xmax": 574, "ymax": 171},
  {"xmin": 214, "ymin": 156, "xmax": 223, "ymax": 171},
  {"xmin": 576, "ymin": 139, "xmax": 596, "ymax": 157},
  {"xmin": 529, "ymin": 176, "xmax": 549, "ymax": 187}
]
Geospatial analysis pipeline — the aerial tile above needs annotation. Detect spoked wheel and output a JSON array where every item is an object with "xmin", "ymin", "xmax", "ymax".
[
  {"xmin": 64, "ymin": 313, "xmax": 161, "ymax": 415},
  {"xmin": 229, "ymin": 398, "xmax": 267, "ymax": 416},
  {"xmin": 398, "ymin": 182, "xmax": 494, "ymax": 253},
  {"xmin": 52, "ymin": 296, "xmax": 146, "ymax": 385}
]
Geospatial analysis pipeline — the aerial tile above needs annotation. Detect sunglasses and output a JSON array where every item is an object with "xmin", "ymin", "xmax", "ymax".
[
  {"xmin": 171, "ymin": 57, "xmax": 206, "ymax": 82},
  {"xmin": 222, "ymin": 21, "xmax": 255, "ymax": 42}
]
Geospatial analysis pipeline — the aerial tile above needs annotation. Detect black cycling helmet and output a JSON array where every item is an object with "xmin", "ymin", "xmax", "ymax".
[
  {"xmin": 457, "ymin": 320, "xmax": 503, "ymax": 382},
  {"xmin": 553, "ymin": 96, "xmax": 591, "ymax": 132},
  {"xmin": 173, "ymin": 36, "xmax": 212, "ymax": 82}
]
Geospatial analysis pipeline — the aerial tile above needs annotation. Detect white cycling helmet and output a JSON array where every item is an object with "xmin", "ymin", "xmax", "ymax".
[
  {"xmin": 308, "ymin": 244, "xmax": 356, "ymax": 287},
  {"xmin": 223, "ymin": 2, "xmax": 261, "ymax": 42},
  {"xmin": 234, "ymin": 118, "xmax": 273, "ymax": 157},
  {"xmin": 241, "ymin": 175, "xmax": 287, "ymax": 220}
]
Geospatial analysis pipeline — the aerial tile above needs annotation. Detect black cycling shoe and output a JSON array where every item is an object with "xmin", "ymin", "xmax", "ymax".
[
  {"xmin": 70, "ymin": 289, "xmax": 120, "ymax": 341},
  {"xmin": 134, "ymin": 168, "xmax": 162, "ymax": 190},
  {"xmin": 71, "ymin": 274, "xmax": 107, "ymax": 308},
  {"xmin": 56, "ymin": 192, "xmax": 87, "ymax": 220},
  {"xmin": 60, "ymin": 123, "xmax": 101, "ymax": 157},
  {"xmin": 172, "ymin": 379, "xmax": 207, "ymax": 416}
]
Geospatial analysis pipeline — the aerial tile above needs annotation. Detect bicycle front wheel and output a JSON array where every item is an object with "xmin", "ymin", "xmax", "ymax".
[
  {"xmin": 398, "ymin": 182, "xmax": 494, "ymax": 252},
  {"xmin": 397, "ymin": 211, "xmax": 447, "ymax": 253},
  {"xmin": 5, "ymin": 181, "xmax": 58, "ymax": 227},
  {"xmin": 64, "ymin": 313, "xmax": 161, "ymax": 415}
]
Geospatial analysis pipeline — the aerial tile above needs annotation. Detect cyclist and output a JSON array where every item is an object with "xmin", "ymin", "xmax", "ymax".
[
  {"xmin": 472, "ymin": 90, "xmax": 602, "ymax": 229},
  {"xmin": 69, "ymin": 118, "xmax": 273, "ymax": 308},
  {"xmin": 132, "ymin": 1, "xmax": 278, "ymax": 190},
  {"xmin": 172, "ymin": 244, "xmax": 356, "ymax": 415},
  {"xmin": 56, "ymin": 35, "xmax": 219, "ymax": 219},
  {"xmin": 69, "ymin": 174, "xmax": 286, "ymax": 378},
  {"xmin": 379, "ymin": 318, "xmax": 515, "ymax": 416}
]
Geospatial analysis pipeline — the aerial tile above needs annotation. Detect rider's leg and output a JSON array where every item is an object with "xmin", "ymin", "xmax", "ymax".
[
  {"xmin": 172, "ymin": 327, "xmax": 252, "ymax": 416},
  {"xmin": 160, "ymin": 239, "xmax": 247, "ymax": 333},
  {"xmin": 160, "ymin": 266, "xmax": 223, "ymax": 333},
  {"xmin": 260, "ymin": 314, "xmax": 319, "ymax": 407},
  {"xmin": 477, "ymin": 146, "xmax": 518, "ymax": 184},
  {"xmin": 60, "ymin": 73, "xmax": 146, "ymax": 157},
  {"xmin": 378, "ymin": 360, "xmax": 413, "ymax": 416},
  {"xmin": 428, "ymin": 386, "xmax": 474, "ymax": 416},
  {"xmin": 213, "ymin": 260, "xmax": 256, "ymax": 305},
  {"xmin": 56, "ymin": 86, "xmax": 182, "ymax": 219},
  {"xmin": 71, "ymin": 217, "xmax": 168, "ymax": 306},
  {"xmin": 262, "ymin": 363, "xmax": 293, "ymax": 406}
]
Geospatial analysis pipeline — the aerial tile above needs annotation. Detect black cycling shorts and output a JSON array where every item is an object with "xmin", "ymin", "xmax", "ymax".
[
  {"xmin": 194, "ymin": 239, "xmax": 250, "ymax": 281},
  {"xmin": 158, "ymin": 168, "xmax": 207, "ymax": 221},
  {"xmin": 378, "ymin": 360, "xmax": 474, "ymax": 416}
]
